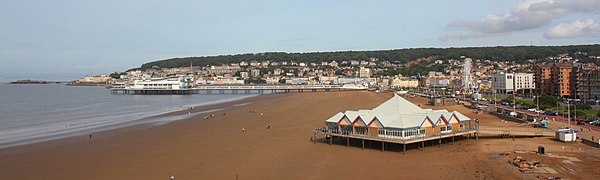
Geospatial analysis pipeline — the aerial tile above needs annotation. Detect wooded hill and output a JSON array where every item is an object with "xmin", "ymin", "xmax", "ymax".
[{"xmin": 138, "ymin": 44, "xmax": 600, "ymax": 70}]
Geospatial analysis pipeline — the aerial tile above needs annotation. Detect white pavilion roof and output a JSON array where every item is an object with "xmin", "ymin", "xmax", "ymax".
[{"xmin": 325, "ymin": 94, "xmax": 471, "ymax": 129}]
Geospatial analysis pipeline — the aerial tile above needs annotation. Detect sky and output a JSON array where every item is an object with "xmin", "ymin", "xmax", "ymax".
[{"xmin": 1, "ymin": 0, "xmax": 599, "ymax": 81}]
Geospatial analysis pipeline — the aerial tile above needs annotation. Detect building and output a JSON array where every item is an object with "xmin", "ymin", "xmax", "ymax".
[
  {"xmin": 491, "ymin": 72, "xmax": 535, "ymax": 94},
  {"xmin": 240, "ymin": 72, "xmax": 249, "ymax": 79},
  {"xmin": 251, "ymin": 69, "xmax": 261, "ymax": 77},
  {"xmin": 316, "ymin": 94, "xmax": 476, "ymax": 151},
  {"xmin": 551, "ymin": 64, "xmax": 573, "ymax": 97},
  {"xmin": 535, "ymin": 64, "xmax": 552, "ymax": 95},
  {"xmin": 78, "ymin": 75, "xmax": 111, "ymax": 84},
  {"xmin": 359, "ymin": 67, "xmax": 372, "ymax": 78},
  {"xmin": 391, "ymin": 77, "xmax": 419, "ymax": 88},
  {"xmin": 129, "ymin": 77, "xmax": 193, "ymax": 90},
  {"xmin": 572, "ymin": 64, "xmax": 600, "ymax": 100}
]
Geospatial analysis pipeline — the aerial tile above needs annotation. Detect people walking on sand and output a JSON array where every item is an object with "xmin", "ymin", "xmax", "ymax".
[
  {"xmin": 242, "ymin": 128, "xmax": 245, "ymax": 132},
  {"xmin": 89, "ymin": 134, "xmax": 92, "ymax": 139},
  {"xmin": 171, "ymin": 175, "xmax": 175, "ymax": 180},
  {"xmin": 267, "ymin": 125, "xmax": 270, "ymax": 129}
]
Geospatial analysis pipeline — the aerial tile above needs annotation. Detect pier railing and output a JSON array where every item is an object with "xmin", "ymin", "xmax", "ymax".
[{"xmin": 314, "ymin": 127, "xmax": 477, "ymax": 144}]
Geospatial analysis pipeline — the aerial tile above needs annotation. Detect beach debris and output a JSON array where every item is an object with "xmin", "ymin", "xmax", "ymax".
[
  {"xmin": 514, "ymin": 150, "xmax": 527, "ymax": 154},
  {"xmin": 500, "ymin": 152, "xmax": 510, "ymax": 156},
  {"xmin": 536, "ymin": 175, "xmax": 561, "ymax": 180},
  {"xmin": 509, "ymin": 156, "xmax": 542, "ymax": 172}
]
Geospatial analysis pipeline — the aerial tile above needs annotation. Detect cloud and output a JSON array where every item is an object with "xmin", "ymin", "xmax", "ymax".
[
  {"xmin": 440, "ymin": 0, "xmax": 600, "ymax": 40},
  {"xmin": 544, "ymin": 19, "xmax": 600, "ymax": 39}
]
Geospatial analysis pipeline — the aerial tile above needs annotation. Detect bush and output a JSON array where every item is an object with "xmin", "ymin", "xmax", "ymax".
[
  {"xmin": 570, "ymin": 109, "xmax": 585, "ymax": 117},
  {"xmin": 576, "ymin": 104, "xmax": 592, "ymax": 110},
  {"xmin": 539, "ymin": 95, "xmax": 558, "ymax": 106},
  {"xmin": 539, "ymin": 105, "xmax": 552, "ymax": 110}
]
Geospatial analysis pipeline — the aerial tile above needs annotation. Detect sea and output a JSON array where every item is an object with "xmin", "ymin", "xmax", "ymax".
[{"xmin": 0, "ymin": 83, "xmax": 257, "ymax": 148}]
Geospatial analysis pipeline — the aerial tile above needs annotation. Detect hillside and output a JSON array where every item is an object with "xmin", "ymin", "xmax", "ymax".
[{"xmin": 139, "ymin": 45, "xmax": 600, "ymax": 70}]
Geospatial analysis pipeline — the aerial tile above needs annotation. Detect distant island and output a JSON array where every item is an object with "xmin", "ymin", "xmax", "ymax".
[{"xmin": 9, "ymin": 80, "xmax": 66, "ymax": 84}]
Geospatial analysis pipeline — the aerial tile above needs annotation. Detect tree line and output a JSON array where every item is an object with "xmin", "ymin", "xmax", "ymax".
[{"xmin": 136, "ymin": 44, "xmax": 600, "ymax": 70}]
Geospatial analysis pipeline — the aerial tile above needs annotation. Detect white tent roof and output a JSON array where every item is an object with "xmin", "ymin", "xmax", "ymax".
[
  {"xmin": 372, "ymin": 94, "xmax": 427, "ymax": 114},
  {"xmin": 325, "ymin": 112, "xmax": 345, "ymax": 123},
  {"xmin": 324, "ymin": 94, "xmax": 472, "ymax": 129},
  {"xmin": 452, "ymin": 111, "xmax": 471, "ymax": 121}
]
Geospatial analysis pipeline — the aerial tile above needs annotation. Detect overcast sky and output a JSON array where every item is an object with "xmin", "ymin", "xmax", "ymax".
[{"xmin": 1, "ymin": 0, "xmax": 599, "ymax": 81}]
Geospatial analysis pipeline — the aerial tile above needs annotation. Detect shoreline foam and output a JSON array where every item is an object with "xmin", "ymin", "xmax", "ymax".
[{"xmin": 0, "ymin": 93, "xmax": 261, "ymax": 149}]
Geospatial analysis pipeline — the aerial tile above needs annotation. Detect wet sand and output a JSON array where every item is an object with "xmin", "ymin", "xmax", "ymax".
[{"xmin": 0, "ymin": 91, "xmax": 598, "ymax": 179}]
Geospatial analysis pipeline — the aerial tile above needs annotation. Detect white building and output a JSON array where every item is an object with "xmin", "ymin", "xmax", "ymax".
[
  {"xmin": 359, "ymin": 67, "xmax": 372, "ymax": 78},
  {"xmin": 130, "ymin": 77, "xmax": 193, "ymax": 90},
  {"xmin": 251, "ymin": 69, "xmax": 261, "ymax": 77},
  {"xmin": 491, "ymin": 72, "xmax": 535, "ymax": 94},
  {"xmin": 240, "ymin": 72, "xmax": 249, "ymax": 79}
]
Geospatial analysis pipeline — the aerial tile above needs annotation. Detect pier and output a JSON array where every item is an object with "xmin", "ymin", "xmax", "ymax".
[{"xmin": 111, "ymin": 85, "xmax": 367, "ymax": 95}]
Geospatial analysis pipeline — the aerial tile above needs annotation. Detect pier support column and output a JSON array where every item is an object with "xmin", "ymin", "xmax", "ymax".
[
  {"xmin": 381, "ymin": 141, "xmax": 384, "ymax": 152},
  {"xmin": 346, "ymin": 137, "xmax": 349, "ymax": 147},
  {"xmin": 421, "ymin": 141, "xmax": 424, "ymax": 151},
  {"xmin": 329, "ymin": 136, "xmax": 332, "ymax": 145},
  {"xmin": 439, "ymin": 138, "xmax": 442, "ymax": 148},
  {"xmin": 403, "ymin": 144, "xmax": 406, "ymax": 155},
  {"xmin": 452, "ymin": 136, "xmax": 455, "ymax": 144},
  {"xmin": 476, "ymin": 132, "xmax": 479, "ymax": 141},
  {"xmin": 362, "ymin": 139, "xmax": 365, "ymax": 149}
]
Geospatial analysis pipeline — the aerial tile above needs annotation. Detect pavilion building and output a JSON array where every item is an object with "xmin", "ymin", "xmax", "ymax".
[{"xmin": 316, "ymin": 94, "xmax": 477, "ymax": 152}]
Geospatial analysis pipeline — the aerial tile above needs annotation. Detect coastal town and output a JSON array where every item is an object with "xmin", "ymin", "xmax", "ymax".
[{"xmin": 71, "ymin": 51, "xmax": 600, "ymax": 100}]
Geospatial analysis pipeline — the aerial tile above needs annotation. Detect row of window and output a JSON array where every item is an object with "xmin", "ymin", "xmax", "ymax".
[
  {"xmin": 143, "ymin": 84, "xmax": 174, "ymax": 86},
  {"xmin": 440, "ymin": 125, "xmax": 453, "ymax": 133},
  {"xmin": 377, "ymin": 128, "xmax": 426, "ymax": 137}
]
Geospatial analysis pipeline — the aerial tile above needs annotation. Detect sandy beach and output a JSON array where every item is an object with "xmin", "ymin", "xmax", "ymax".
[{"xmin": 1, "ymin": 91, "xmax": 599, "ymax": 179}]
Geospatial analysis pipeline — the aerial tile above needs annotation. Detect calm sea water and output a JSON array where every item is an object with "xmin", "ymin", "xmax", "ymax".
[{"xmin": 0, "ymin": 84, "xmax": 256, "ymax": 148}]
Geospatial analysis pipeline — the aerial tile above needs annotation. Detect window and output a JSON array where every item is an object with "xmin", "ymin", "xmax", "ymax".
[{"xmin": 441, "ymin": 125, "xmax": 452, "ymax": 133}]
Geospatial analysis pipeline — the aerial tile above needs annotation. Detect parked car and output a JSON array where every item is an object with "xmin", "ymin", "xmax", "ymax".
[
  {"xmin": 527, "ymin": 108, "xmax": 537, "ymax": 112},
  {"xmin": 544, "ymin": 111, "xmax": 559, "ymax": 116},
  {"xmin": 509, "ymin": 112, "xmax": 518, "ymax": 116},
  {"xmin": 537, "ymin": 110, "xmax": 545, "ymax": 114}
]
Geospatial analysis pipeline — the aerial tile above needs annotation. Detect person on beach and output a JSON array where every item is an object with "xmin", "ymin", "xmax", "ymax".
[
  {"xmin": 171, "ymin": 175, "xmax": 175, "ymax": 180},
  {"xmin": 267, "ymin": 125, "xmax": 270, "ymax": 129},
  {"xmin": 242, "ymin": 128, "xmax": 245, "ymax": 132},
  {"xmin": 89, "ymin": 134, "xmax": 92, "ymax": 139}
]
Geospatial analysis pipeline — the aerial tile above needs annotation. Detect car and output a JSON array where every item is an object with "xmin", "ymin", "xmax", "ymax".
[
  {"xmin": 544, "ymin": 111, "xmax": 558, "ymax": 116},
  {"xmin": 527, "ymin": 108, "xmax": 537, "ymax": 112},
  {"xmin": 509, "ymin": 112, "xmax": 518, "ymax": 116},
  {"xmin": 537, "ymin": 110, "xmax": 545, "ymax": 114}
]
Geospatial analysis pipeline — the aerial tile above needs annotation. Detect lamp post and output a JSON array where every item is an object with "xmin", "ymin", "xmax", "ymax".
[
  {"xmin": 536, "ymin": 95, "xmax": 540, "ymax": 117},
  {"xmin": 567, "ymin": 99, "xmax": 571, "ymax": 128},
  {"xmin": 494, "ymin": 90, "xmax": 497, "ymax": 111}
]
